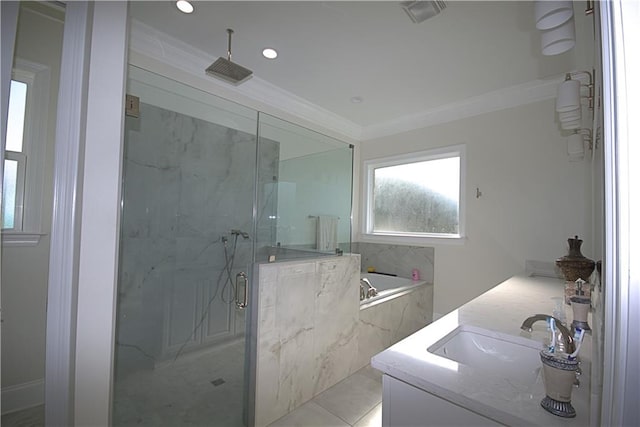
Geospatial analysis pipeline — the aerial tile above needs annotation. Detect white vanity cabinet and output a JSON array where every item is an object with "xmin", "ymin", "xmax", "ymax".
[
  {"xmin": 373, "ymin": 275, "xmax": 592, "ymax": 426},
  {"xmin": 382, "ymin": 375, "xmax": 502, "ymax": 426}
]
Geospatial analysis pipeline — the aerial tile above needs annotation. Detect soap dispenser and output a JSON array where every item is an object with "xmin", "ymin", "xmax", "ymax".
[{"xmin": 570, "ymin": 279, "xmax": 591, "ymax": 331}]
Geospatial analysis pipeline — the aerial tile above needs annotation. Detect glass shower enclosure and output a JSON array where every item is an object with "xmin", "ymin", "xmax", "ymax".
[
  {"xmin": 112, "ymin": 66, "xmax": 353, "ymax": 426},
  {"xmin": 256, "ymin": 113, "xmax": 353, "ymax": 261}
]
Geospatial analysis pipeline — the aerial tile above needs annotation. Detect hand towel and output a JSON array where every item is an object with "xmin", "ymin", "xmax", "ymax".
[{"xmin": 316, "ymin": 215, "xmax": 338, "ymax": 251}]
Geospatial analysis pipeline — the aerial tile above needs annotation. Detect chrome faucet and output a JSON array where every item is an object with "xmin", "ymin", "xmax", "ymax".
[
  {"xmin": 360, "ymin": 277, "xmax": 378, "ymax": 299},
  {"xmin": 521, "ymin": 314, "xmax": 575, "ymax": 354}
]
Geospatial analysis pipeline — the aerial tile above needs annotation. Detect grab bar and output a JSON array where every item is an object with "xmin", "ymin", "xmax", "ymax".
[{"xmin": 235, "ymin": 272, "xmax": 248, "ymax": 309}]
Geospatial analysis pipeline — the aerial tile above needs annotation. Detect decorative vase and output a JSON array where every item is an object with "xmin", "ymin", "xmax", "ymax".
[
  {"xmin": 556, "ymin": 235, "xmax": 596, "ymax": 282},
  {"xmin": 556, "ymin": 236, "xmax": 595, "ymax": 303}
]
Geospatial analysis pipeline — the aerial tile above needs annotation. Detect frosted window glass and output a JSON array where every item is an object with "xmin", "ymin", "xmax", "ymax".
[
  {"xmin": 2, "ymin": 159, "xmax": 18, "ymax": 229},
  {"xmin": 373, "ymin": 157, "xmax": 460, "ymax": 234},
  {"xmin": 7, "ymin": 80, "xmax": 27, "ymax": 153}
]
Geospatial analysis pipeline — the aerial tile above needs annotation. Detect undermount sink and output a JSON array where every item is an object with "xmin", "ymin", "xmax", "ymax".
[{"xmin": 427, "ymin": 325, "xmax": 543, "ymax": 385}]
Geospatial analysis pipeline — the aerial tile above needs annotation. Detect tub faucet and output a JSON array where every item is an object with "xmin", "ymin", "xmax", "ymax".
[
  {"xmin": 521, "ymin": 314, "xmax": 575, "ymax": 354},
  {"xmin": 360, "ymin": 277, "xmax": 378, "ymax": 299}
]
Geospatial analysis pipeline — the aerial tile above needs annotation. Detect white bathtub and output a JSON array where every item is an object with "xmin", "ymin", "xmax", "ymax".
[{"xmin": 360, "ymin": 273, "xmax": 426, "ymax": 309}]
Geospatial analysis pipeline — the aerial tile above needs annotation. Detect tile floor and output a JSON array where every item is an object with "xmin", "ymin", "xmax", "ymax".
[
  {"xmin": 267, "ymin": 365, "xmax": 383, "ymax": 427},
  {"xmin": 1, "ymin": 365, "xmax": 382, "ymax": 427}
]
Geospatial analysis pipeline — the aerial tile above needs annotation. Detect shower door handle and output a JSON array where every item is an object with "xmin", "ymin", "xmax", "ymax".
[{"xmin": 235, "ymin": 272, "xmax": 248, "ymax": 309}]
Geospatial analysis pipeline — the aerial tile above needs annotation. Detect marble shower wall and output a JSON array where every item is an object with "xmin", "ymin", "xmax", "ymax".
[
  {"xmin": 117, "ymin": 103, "xmax": 278, "ymax": 373},
  {"xmin": 354, "ymin": 242, "xmax": 435, "ymax": 282},
  {"xmin": 255, "ymin": 255, "xmax": 361, "ymax": 427}
]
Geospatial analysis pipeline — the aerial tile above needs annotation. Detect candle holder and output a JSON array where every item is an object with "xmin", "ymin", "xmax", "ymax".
[{"xmin": 540, "ymin": 350, "xmax": 579, "ymax": 418}]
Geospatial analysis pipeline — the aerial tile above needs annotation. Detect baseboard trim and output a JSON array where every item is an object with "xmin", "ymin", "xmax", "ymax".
[{"xmin": 1, "ymin": 378, "xmax": 45, "ymax": 415}]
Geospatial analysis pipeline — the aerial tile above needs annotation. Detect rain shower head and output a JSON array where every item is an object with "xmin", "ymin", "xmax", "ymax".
[{"xmin": 205, "ymin": 28, "xmax": 253, "ymax": 84}]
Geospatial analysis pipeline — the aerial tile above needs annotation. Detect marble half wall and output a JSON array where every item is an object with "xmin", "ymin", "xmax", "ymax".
[
  {"xmin": 354, "ymin": 242, "xmax": 435, "ymax": 282},
  {"xmin": 254, "ymin": 253, "xmax": 434, "ymax": 426},
  {"xmin": 255, "ymin": 255, "xmax": 361, "ymax": 427}
]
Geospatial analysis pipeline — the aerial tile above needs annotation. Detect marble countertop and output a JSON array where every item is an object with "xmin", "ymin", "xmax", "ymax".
[{"xmin": 371, "ymin": 274, "xmax": 592, "ymax": 426}]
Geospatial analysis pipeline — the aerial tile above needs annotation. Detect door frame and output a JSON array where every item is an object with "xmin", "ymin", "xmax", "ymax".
[
  {"xmin": 43, "ymin": 2, "xmax": 128, "ymax": 426},
  {"xmin": 44, "ymin": 2, "xmax": 93, "ymax": 425},
  {"xmin": 599, "ymin": 1, "xmax": 640, "ymax": 425}
]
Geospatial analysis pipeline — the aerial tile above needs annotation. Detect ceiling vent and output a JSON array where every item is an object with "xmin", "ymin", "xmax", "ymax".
[{"xmin": 401, "ymin": 1, "xmax": 447, "ymax": 23}]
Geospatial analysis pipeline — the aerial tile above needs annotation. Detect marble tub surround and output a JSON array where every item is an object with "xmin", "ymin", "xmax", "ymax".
[
  {"xmin": 255, "ymin": 255, "xmax": 362, "ymax": 427},
  {"xmin": 353, "ymin": 242, "xmax": 434, "ymax": 282},
  {"xmin": 357, "ymin": 282, "xmax": 433, "ymax": 369},
  {"xmin": 372, "ymin": 275, "xmax": 592, "ymax": 426}
]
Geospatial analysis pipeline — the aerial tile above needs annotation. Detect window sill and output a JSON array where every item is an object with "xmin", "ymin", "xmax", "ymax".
[
  {"xmin": 360, "ymin": 232, "xmax": 466, "ymax": 246},
  {"xmin": 2, "ymin": 232, "xmax": 46, "ymax": 247}
]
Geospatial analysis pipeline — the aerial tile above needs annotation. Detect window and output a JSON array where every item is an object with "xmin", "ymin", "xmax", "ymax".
[
  {"xmin": 2, "ymin": 60, "xmax": 50, "ymax": 245},
  {"xmin": 3, "ymin": 80, "xmax": 28, "ymax": 230},
  {"xmin": 363, "ymin": 145, "xmax": 465, "ymax": 243}
]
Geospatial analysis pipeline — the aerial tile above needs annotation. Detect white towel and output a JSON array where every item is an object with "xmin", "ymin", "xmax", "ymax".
[{"xmin": 316, "ymin": 215, "xmax": 338, "ymax": 251}]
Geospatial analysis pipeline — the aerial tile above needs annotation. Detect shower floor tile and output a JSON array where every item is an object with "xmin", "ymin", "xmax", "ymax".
[{"xmin": 113, "ymin": 338, "xmax": 246, "ymax": 427}]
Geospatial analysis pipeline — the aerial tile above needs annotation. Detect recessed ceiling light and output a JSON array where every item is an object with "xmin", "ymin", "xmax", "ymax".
[
  {"xmin": 350, "ymin": 96, "xmax": 364, "ymax": 104},
  {"xmin": 176, "ymin": 0, "xmax": 194, "ymax": 14},
  {"xmin": 262, "ymin": 48, "xmax": 278, "ymax": 59}
]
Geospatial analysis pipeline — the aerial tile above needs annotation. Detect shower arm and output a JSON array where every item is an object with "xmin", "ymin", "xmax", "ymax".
[{"xmin": 226, "ymin": 28, "xmax": 233, "ymax": 61}]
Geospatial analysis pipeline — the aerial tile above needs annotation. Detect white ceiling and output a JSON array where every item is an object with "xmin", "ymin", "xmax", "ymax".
[{"xmin": 129, "ymin": 1, "xmax": 578, "ymax": 137}]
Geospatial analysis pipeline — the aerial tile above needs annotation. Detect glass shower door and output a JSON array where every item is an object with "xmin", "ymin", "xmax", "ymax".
[{"xmin": 112, "ymin": 66, "xmax": 266, "ymax": 426}]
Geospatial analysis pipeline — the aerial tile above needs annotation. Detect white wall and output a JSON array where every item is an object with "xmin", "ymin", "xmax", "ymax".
[
  {"xmin": 1, "ymin": 3, "xmax": 63, "ymax": 409},
  {"xmin": 359, "ymin": 99, "xmax": 594, "ymax": 316}
]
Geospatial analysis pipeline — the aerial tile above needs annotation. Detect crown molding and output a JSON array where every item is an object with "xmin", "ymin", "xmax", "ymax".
[
  {"xmin": 129, "ymin": 20, "xmax": 363, "ymax": 140},
  {"xmin": 361, "ymin": 77, "xmax": 563, "ymax": 140},
  {"xmin": 130, "ymin": 19, "xmax": 563, "ymax": 142}
]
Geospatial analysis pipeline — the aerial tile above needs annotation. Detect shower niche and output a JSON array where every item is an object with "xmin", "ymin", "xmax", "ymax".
[{"xmin": 113, "ymin": 66, "xmax": 353, "ymax": 426}]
